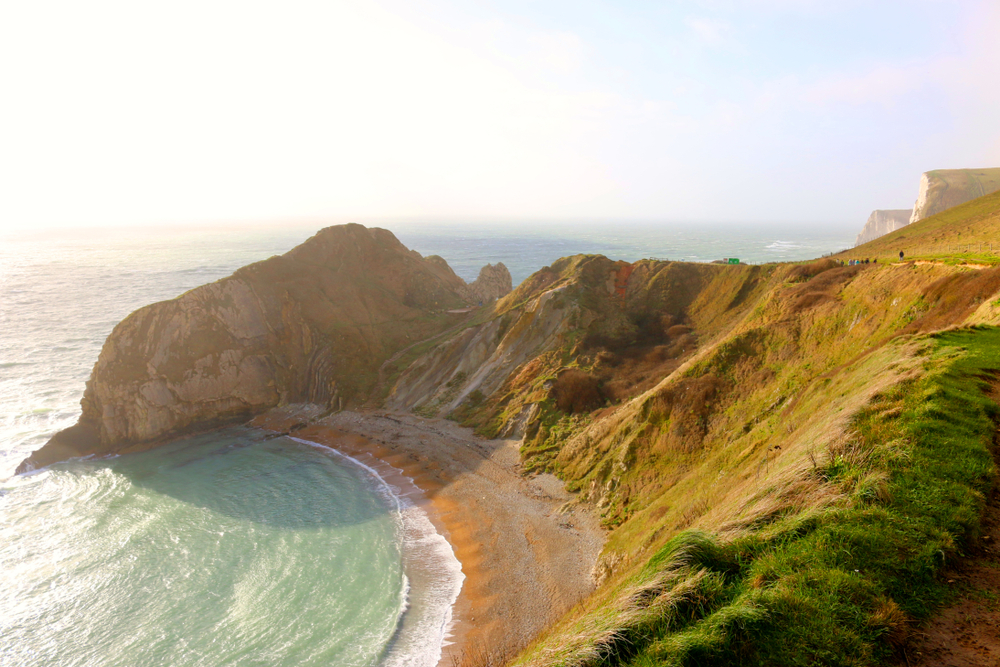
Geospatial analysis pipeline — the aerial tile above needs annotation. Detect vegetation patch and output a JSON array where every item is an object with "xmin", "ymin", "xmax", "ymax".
[{"xmin": 553, "ymin": 370, "xmax": 605, "ymax": 414}]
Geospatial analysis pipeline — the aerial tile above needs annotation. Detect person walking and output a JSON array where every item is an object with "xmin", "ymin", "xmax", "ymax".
[{"xmin": 898, "ymin": 250, "xmax": 904, "ymax": 261}]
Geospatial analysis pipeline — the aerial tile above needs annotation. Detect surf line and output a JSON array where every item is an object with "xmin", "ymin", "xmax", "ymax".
[{"xmin": 288, "ymin": 436, "xmax": 465, "ymax": 667}]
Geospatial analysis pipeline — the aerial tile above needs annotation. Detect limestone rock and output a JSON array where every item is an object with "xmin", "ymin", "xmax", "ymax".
[
  {"xmin": 17, "ymin": 224, "xmax": 473, "ymax": 472},
  {"xmin": 855, "ymin": 210, "xmax": 911, "ymax": 246},
  {"xmin": 459, "ymin": 262, "xmax": 512, "ymax": 304}
]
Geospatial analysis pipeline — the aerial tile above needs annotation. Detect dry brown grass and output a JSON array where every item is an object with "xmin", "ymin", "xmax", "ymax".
[
  {"xmin": 867, "ymin": 598, "xmax": 910, "ymax": 650},
  {"xmin": 787, "ymin": 257, "xmax": 841, "ymax": 282},
  {"xmin": 646, "ymin": 375, "xmax": 724, "ymax": 454},
  {"xmin": 553, "ymin": 369, "xmax": 605, "ymax": 413},
  {"xmin": 904, "ymin": 266, "xmax": 1000, "ymax": 333}
]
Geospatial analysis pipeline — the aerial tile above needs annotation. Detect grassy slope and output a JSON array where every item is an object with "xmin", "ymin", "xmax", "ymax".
[
  {"xmin": 522, "ymin": 329, "xmax": 1000, "ymax": 667},
  {"xmin": 843, "ymin": 189, "xmax": 1000, "ymax": 265},
  {"xmin": 482, "ymin": 195, "xmax": 1000, "ymax": 665},
  {"xmin": 455, "ymin": 258, "xmax": 779, "ymax": 475}
]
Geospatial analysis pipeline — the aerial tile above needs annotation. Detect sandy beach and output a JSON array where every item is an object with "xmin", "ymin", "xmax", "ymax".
[{"xmin": 250, "ymin": 406, "xmax": 605, "ymax": 666}]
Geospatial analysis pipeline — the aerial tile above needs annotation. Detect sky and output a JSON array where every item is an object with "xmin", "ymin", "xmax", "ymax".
[{"xmin": 1, "ymin": 0, "xmax": 998, "ymax": 232}]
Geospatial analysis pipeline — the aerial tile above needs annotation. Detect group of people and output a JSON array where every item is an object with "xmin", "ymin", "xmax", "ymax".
[{"xmin": 842, "ymin": 251, "xmax": 905, "ymax": 267}]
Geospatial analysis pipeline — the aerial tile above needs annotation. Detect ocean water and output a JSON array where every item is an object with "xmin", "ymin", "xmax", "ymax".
[
  {"xmin": 391, "ymin": 219, "xmax": 856, "ymax": 285},
  {"xmin": 0, "ymin": 220, "xmax": 854, "ymax": 665},
  {"xmin": 0, "ymin": 427, "xmax": 461, "ymax": 666}
]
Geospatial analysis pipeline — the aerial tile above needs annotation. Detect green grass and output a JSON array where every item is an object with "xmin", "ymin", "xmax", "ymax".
[{"xmin": 520, "ymin": 326, "xmax": 1000, "ymax": 666}]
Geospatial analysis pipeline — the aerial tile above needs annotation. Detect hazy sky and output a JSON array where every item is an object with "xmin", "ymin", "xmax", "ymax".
[{"xmin": 2, "ymin": 0, "xmax": 998, "ymax": 231}]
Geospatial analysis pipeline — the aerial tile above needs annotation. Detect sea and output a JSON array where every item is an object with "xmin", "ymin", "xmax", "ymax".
[{"xmin": 0, "ymin": 219, "xmax": 854, "ymax": 665}]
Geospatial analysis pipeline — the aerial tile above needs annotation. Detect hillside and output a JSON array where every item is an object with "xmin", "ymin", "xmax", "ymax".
[
  {"xmin": 910, "ymin": 168, "xmax": 1000, "ymax": 223},
  {"xmin": 850, "ymin": 169, "xmax": 1000, "ymax": 247},
  {"xmin": 387, "ymin": 195, "xmax": 1000, "ymax": 665}
]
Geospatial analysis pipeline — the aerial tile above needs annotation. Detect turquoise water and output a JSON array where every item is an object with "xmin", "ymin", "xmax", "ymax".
[
  {"xmin": 0, "ymin": 427, "xmax": 459, "ymax": 666},
  {"xmin": 0, "ymin": 220, "xmax": 855, "ymax": 665}
]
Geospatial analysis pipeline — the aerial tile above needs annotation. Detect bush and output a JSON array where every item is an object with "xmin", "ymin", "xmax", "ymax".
[{"xmin": 553, "ymin": 369, "xmax": 605, "ymax": 413}]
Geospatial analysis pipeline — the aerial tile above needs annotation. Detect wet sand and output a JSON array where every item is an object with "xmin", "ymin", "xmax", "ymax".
[{"xmin": 250, "ymin": 406, "xmax": 605, "ymax": 666}]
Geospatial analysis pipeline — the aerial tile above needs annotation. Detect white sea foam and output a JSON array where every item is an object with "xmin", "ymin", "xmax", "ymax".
[
  {"xmin": 765, "ymin": 240, "xmax": 802, "ymax": 250},
  {"xmin": 290, "ymin": 437, "xmax": 466, "ymax": 667}
]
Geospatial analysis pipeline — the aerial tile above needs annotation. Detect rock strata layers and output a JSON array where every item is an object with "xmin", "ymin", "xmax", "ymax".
[
  {"xmin": 854, "ymin": 209, "xmax": 911, "ymax": 246},
  {"xmin": 18, "ymin": 224, "xmax": 502, "ymax": 473}
]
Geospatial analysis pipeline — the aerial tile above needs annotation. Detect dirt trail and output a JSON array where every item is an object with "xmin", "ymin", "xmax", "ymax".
[
  {"xmin": 911, "ymin": 260, "xmax": 991, "ymax": 269},
  {"xmin": 898, "ymin": 389, "xmax": 1000, "ymax": 667}
]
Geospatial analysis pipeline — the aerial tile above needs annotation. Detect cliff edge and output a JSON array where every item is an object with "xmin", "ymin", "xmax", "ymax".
[
  {"xmin": 910, "ymin": 168, "xmax": 1000, "ymax": 223},
  {"xmin": 854, "ymin": 209, "xmax": 910, "ymax": 246},
  {"xmin": 17, "ymin": 224, "xmax": 510, "ymax": 473}
]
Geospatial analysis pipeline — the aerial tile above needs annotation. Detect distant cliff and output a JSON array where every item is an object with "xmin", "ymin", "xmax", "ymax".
[
  {"xmin": 854, "ymin": 209, "xmax": 911, "ymax": 246},
  {"xmin": 459, "ymin": 262, "xmax": 512, "ymax": 304},
  {"xmin": 910, "ymin": 168, "xmax": 1000, "ymax": 223},
  {"xmin": 17, "ymin": 224, "xmax": 511, "ymax": 472}
]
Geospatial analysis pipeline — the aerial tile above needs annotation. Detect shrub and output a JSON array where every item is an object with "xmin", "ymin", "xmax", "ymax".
[{"xmin": 553, "ymin": 369, "xmax": 605, "ymax": 413}]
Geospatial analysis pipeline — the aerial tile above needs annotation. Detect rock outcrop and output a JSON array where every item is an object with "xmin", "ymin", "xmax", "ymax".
[
  {"xmin": 17, "ymin": 224, "xmax": 499, "ymax": 472},
  {"xmin": 910, "ymin": 168, "xmax": 1000, "ymax": 223},
  {"xmin": 458, "ymin": 262, "xmax": 512, "ymax": 304},
  {"xmin": 854, "ymin": 209, "xmax": 911, "ymax": 246}
]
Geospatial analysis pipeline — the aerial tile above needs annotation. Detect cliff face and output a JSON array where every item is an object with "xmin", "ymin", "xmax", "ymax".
[
  {"xmin": 854, "ymin": 209, "xmax": 910, "ymax": 246},
  {"xmin": 458, "ymin": 262, "xmax": 512, "ymax": 304},
  {"xmin": 18, "ymin": 224, "xmax": 508, "ymax": 472},
  {"xmin": 910, "ymin": 168, "xmax": 1000, "ymax": 223}
]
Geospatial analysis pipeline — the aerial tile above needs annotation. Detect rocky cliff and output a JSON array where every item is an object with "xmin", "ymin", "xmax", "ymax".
[
  {"xmin": 853, "ymin": 209, "xmax": 910, "ymax": 246},
  {"xmin": 17, "ymin": 224, "xmax": 510, "ymax": 472},
  {"xmin": 458, "ymin": 262, "xmax": 512, "ymax": 304},
  {"xmin": 910, "ymin": 168, "xmax": 1000, "ymax": 223}
]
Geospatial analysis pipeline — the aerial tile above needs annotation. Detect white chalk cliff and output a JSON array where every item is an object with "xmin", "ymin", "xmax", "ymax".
[
  {"xmin": 910, "ymin": 169, "xmax": 1000, "ymax": 224},
  {"xmin": 854, "ymin": 210, "xmax": 911, "ymax": 246}
]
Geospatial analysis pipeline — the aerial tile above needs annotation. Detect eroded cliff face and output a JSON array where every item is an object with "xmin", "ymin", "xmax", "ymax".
[
  {"xmin": 458, "ymin": 262, "xmax": 512, "ymax": 304},
  {"xmin": 386, "ymin": 278, "xmax": 580, "ymax": 419},
  {"xmin": 18, "ymin": 224, "xmax": 509, "ymax": 472},
  {"xmin": 910, "ymin": 168, "xmax": 1000, "ymax": 223},
  {"xmin": 854, "ymin": 209, "xmax": 911, "ymax": 246}
]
